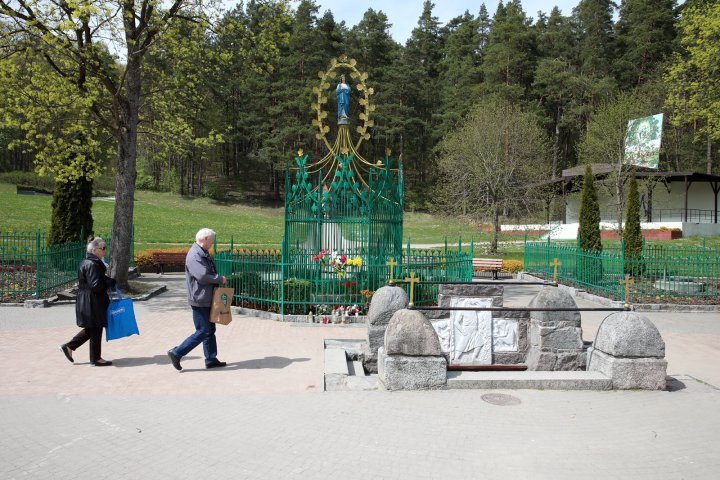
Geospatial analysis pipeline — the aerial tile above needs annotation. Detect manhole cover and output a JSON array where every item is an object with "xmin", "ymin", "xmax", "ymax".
[{"xmin": 481, "ymin": 393, "xmax": 521, "ymax": 406}]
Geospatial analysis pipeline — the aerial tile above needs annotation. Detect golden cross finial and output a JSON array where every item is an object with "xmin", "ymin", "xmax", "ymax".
[
  {"xmin": 620, "ymin": 274, "xmax": 634, "ymax": 306},
  {"xmin": 549, "ymin": 257, "xmax": 561, "ymax": 282},
  {"xmin": 385, "ymin": 147, "xmax": 391, "ymax": 157},
  {"xmin": 405, "ymin": 272, "xmax": 420, "ymax": 307},
  {"xmin": 386, "ymin": 257, "xmax": 398, "ymax": 285}
]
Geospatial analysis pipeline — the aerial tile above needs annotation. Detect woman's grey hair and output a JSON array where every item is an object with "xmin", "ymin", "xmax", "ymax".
[
  {"xmin": 86, "ymin": 237, "xmax": 106, "ymax": 253},
  {"xmin": 195, "ymin": 228, "xmax": 216, "ymax": 243}
]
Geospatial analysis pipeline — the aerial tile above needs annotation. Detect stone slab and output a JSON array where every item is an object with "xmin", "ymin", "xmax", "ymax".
[
  {"xmin": 350, "ymin": 360, "xmax": 365, "ymax": 376},
  {"xmin": 525, "ymin": 348, "xmax": 557, "ymax": 371},
  {"xmin": 530, "ymin": 325, "xmax": 583, "ymax": 351},
  {"xmin": 378, "ymin": 348, "xmax": 447, "ymax": 391},
  {"xmin": 324, "ymin": 348, "xmax": 348, "ymax": 375},
  {"xmin": 446, "ymin": 370, "xmax": 612, "ymax": 390},
  {"xmin": 367, "ymin": 325, "xmax": 386, "ymax": 353},
  {"xmin": 345, "ymin": 375, "xmax": 380, "ymax": 391},
  {"xmin": 449, "ymin": 297, "xmax": 493, "ymax": 364},
  {"xmin": 587, "ymin": 348, "xmax": 667, "ymax": 390},
  {"xmin": 439, "ymin": 284, "xmax": 504, "ymax": 297}
]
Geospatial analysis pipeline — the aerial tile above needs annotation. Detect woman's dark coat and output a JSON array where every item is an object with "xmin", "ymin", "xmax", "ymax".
[{"xmin": 75, "ymin": 253, "xmax": 115, "ymax": 328}]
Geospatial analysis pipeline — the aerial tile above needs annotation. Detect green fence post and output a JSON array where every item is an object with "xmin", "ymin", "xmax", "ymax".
[
  {"xmin": 621, "ymin": 238, "xmax": 626, "ymax": 302},
  {"xmin": 35, "ymin": 230, "xmax": 41, "ymax": 298}
]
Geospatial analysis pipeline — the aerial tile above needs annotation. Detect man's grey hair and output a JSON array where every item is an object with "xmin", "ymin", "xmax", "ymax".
[
  {"xmin": 86, "ymin": 237, "xmax": 106, "ymax": 253},
  {"xmin": 195, "ymin": 228, "xmax": 216, "ymax": 243}
]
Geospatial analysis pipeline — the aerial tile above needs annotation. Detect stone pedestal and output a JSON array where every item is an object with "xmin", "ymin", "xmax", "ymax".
[
  {"xmin": 379, "ymin": 309, "xmax": 447, "ymax": 390},
  {"xmin": 587, "ymin": 312, "xmax": 667, "ymax": 390},
  {"xmin": 363, "ymin": 286, "xmax": 409, "ymax": 373},
  {"xmin": 526, "ymin": 286, "xmax": 585, "ymax": 371}
]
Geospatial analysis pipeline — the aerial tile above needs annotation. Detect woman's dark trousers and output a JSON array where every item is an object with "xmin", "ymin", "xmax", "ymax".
[{"xmin": 66, "ymin": 327, "xmax": 103, "ymax": 363}]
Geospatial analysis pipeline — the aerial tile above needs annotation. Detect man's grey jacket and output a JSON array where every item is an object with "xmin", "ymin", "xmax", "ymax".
[{"xmin": 185, "ymin": 242, "xmax": 222, "ymax": 307}]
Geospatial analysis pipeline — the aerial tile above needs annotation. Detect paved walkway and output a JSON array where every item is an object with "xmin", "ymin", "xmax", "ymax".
[{"xmin": 1, "ymin": 275, "xmax": 719, "ymax": 479}]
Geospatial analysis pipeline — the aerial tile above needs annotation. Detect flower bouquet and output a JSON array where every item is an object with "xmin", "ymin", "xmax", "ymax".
[{"xmin": 313, "ymin": 250, "xmax": 363, "ymax": 278}]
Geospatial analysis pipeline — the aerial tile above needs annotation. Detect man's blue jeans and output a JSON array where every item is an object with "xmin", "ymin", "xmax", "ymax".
[{"xmin": 171, "ymin": 306, "xmax": 217, "ymax": 365}]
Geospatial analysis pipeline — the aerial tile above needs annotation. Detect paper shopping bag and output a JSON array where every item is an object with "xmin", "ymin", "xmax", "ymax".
[
  {"xmin": 210, "ymin": 287, "xmax": 234, "ymax": 325},
  {"xmin": 106, "ymin": 288, "xmax": 139, "ymax": 341}
]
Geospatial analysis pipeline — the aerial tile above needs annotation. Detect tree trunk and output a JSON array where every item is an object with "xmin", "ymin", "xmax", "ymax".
[
  {"xmin": 490, "ymin": 206, "xmax": 499, "ymax": 253},
  {"xmin": 707, "ymin": 134, "xmax": 713, "ymax": 175},
  {"xmin": 109, "ymin": 58, "xmax": 140, "ymax": 290},
  {"xmin": 552, "ymin": 107, "xmax": 561, "ymax": 179}
]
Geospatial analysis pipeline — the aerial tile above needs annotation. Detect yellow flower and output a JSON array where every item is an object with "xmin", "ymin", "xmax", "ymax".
[{"xmin": 354, "ymin": 257, "xmax": 363, "ymax": 267}]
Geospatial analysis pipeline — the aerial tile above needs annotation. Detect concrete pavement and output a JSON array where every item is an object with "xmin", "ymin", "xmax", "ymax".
[{"xmin": 0, "ymin": 275, "xmax": 719, "ymax": 479}]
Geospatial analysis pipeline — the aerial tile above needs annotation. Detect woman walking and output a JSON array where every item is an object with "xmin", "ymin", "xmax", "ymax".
[{"xmin": 59, "ymin": 237, "xmax": 116, "ymax": 366}]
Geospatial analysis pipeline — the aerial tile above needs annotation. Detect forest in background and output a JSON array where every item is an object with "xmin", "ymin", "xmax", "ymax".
[{"xmin": 1, "ymin": 0, "xmax": 717, "ymax": 213}]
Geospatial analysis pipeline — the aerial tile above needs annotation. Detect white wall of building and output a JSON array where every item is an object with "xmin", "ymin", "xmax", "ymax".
[{"xmin": 566, "ymin": 180, "xmax": 718, "ymax": 224}]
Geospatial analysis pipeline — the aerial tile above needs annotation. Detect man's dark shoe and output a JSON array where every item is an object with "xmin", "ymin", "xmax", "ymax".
[
  {"xmin": 167, "ymin": 350, "xmax": 182, "ymax": 371},
  {"xmin": 206, "ymin": 360, "xmax": 227, "ymax": 369},
  {"xmin": 93, "ymin": 359, "xmax": 113, "ymax": 366},
  {"xmin": 60, "ymin": 344, "xmax": 74, "ymax": 363}
]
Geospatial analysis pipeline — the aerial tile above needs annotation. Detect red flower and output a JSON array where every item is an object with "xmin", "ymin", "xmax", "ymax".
[
  {"xmin": 340, "ymin": 255, "xmax": 347, "ymax": 263},
  {"xmin": 351, "ymin": 281, "xmax": 357, "ymax": 286}
]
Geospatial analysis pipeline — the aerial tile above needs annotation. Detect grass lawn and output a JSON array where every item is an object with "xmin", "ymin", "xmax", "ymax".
[{"xmin": 0, "ymin": 183, "xmax": 540, "ymax": 257}]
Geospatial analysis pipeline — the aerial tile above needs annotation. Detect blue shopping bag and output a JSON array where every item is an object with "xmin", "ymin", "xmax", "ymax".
[{"xmin": 106, "ymin": 288, "xmax": 139, "ymax": 341}]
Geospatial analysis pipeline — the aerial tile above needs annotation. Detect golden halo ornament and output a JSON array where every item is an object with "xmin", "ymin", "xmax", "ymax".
[{"xmin": 311, "ymin": 55, "xmax": 376, "ymax": 153}]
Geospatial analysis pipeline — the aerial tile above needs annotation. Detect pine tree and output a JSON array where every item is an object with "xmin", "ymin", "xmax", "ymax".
[
  {"xmin": 614, "ymin": 0, "xmax": 677, "ymax": 86},
  {"xmin": 578, "ymin": 164, "xmax": 602, "ymax": 251},
  {"xmin": 436, "ymin": 10, "xmax": 482, "ymax": 137},
  {"xmin": 402, "ymin": 1, "xmax": 444, "ymax": 193},
  {"xmin": 622, "ymin": 170, "xmax": 643, "ymax": 269},
  {"xmin": 49, "ymin": 178, "xmax": 93, "ymax": 245},
  {"xmin": 482, "ymin": 0, "xmax": 537, "ymax": 102},
  {"xmin": 573, "ymin": 0, "xmax": 615, "ymax": 77}
]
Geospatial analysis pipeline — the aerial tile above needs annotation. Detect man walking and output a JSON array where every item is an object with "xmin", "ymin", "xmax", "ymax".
[{"xmin": 167, "ymin": 228, "xmax": 227, "ymax": 371}]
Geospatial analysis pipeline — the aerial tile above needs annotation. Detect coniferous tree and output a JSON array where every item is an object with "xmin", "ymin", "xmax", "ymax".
[
  {"xmin": 577, "ymin": 164, "xmax": 603, "ymax": 285},
  {"xmin": 578, "ymin": 164, "xmax": 602, "ymax": 251},
  {"xmin": 622, "ymin": 170, "xmax": 643, "ymax": 271},
  {"xmin": 533, "ymin": 7, "xmax": 581, "ymax": 178},
  {"xmin": 402, "ymin": 1, "xmax": 443, "ymax": 193},
  {"xmin": 49, "ymin": 178, "xmax": 94, "ymax": 245},
  {"xmin": 482, "ymin": 0, "xmax": 537, "ymax": 102},
  {"xmin": 436, "ymin": 11, "xmax": 482, "ymax": 138},
  {"xmin": 614, "ymin": 0, "xmax": 677, "ymax": 87}
]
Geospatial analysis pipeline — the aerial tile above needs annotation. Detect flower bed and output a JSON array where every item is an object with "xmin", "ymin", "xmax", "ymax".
[{"xmin": 600, "ymin": 229, "xmax": 682, "ymax": 240}]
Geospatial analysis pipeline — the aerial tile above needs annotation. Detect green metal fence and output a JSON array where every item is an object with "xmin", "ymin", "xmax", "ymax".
[
  {"xmin": 1, "ymin": 228, "xmax": 134, "ymax": 302},
  {"xmin": 524, "ymin": 239, "xmax": 720, "ymax": 303},
  {"xmin": 215, "ymin": 240, "xmax": 473, "ymax": 315}
]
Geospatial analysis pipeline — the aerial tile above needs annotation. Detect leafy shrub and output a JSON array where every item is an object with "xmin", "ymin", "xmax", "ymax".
[
  {"xmin": 275, "ymin": 277, "xmax": 312, "ymax": 314},
  {"xmin": 204, "ymin": 182, "xmax": 227, "ymax": 201},
  {"xmin": 501, "ymin": 259, "xmax": 523, "ymax": 273},
  {"xmin": 135, "ymin": 173, "xmax": 155, "ymax": 191}
]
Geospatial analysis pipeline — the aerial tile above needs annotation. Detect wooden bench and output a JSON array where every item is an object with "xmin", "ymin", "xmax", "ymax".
[
  {"xmin": 472, "ymin": 258, "xmax": 503, "ymax": 280},
  {"xmin": 152, "ymin": 252, "xmax": 186, "ymax": 274}
]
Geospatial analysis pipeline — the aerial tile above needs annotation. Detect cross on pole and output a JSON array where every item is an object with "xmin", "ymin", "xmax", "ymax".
[
  {"xmin": 386, "ymin": 257, "xmax": 398, "ymax": 285},
  {"xmin": 620, "ymin": 274, "xmax": 634, "ymax": 306},
  {"xmin": 405, "ymin": 272, "xmax": 420, "ymax": 307},
  {"xmin": 549, "ymin": 257, "xmax": 561, "ymax": 282}
]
